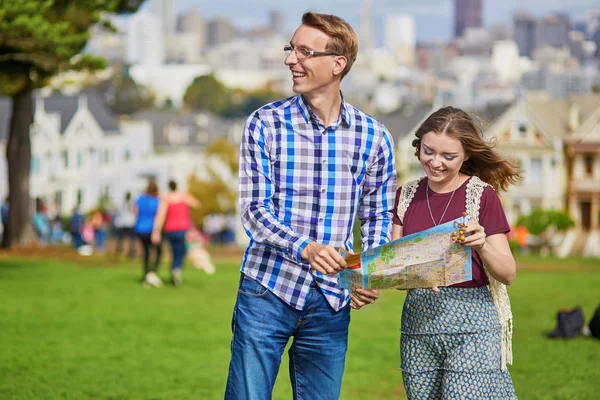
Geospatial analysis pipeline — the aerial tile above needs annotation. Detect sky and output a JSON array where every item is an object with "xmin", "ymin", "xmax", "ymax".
[{"xmin": 172, "ymin": 0, "xmax": 599, "ymax": 42}]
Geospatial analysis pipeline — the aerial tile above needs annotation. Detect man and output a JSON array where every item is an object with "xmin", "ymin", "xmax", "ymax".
[{"xmin": 225, "ymin": 12, "xmax": 397, "ymax": 400}]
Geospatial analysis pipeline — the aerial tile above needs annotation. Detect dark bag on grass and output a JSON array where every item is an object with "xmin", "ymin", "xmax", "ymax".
[
  {"xmin": 589, "ymin": 305, "xmax": 600, "ymax": 340},
  {"xmin": 548, "ymin": 307, "xmax": 584, "ymax": 339}
]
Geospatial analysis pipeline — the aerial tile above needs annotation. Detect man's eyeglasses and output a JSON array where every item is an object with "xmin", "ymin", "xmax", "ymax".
[{"xmin": 284, "ymin": 44, "xmax": 339, "ymax": 59}]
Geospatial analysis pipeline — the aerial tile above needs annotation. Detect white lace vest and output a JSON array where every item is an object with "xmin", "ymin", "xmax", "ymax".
[{"xmin": 396, "ymin": 176, "xmax": 513, "ymax": 371}]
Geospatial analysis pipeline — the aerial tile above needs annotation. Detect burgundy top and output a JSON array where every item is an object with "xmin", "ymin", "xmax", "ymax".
[
  {"xmin": 164, "ymin": 201, "xmax": 192, "ymax": 232},
  {"xmin": 392, "ymin": 177, "xmax": 510, "ymax": 287}
]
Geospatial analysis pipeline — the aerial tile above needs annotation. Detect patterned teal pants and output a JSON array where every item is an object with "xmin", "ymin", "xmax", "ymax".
[{"xmin": 400, "ymin": 287, "xmax": 517, "ymax": 399}]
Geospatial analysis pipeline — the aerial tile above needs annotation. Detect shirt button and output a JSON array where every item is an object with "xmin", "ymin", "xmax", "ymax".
[
  {"xmin": 321, "ymin": 188, "xmax": 326, "ymax": 193},
  {"xmin": 322, "ymin": 159, "xmax": 327, "ymax": 164},
  {"xmin": 319, "ymin": 217, "xmax": 324, "ymax": 222}
]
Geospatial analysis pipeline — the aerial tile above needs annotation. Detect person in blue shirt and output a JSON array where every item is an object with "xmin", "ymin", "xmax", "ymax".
[
  {"xmin": 224, "ymin": 12, "xmax": 397, "ymax": 400},
  {"xmin": 134, "ymin": 180, "xmax": 162, "ymax": 287},
  {"xmin": 68, "ymin": 206, "xmax": 85, "ymax": 249},
  {"xmin": 1, "ymin": 197, "xmax": 8, "ymax": 246}
]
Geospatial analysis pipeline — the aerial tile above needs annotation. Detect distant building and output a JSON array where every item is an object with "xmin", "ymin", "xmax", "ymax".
[
  {"xmin": 454, "ymin": 0, "xmax": 482, "ymax": 38},
  {"xmin": 151, "ymin": 0, "xmax": 177, "ymax": 35},
  {"xmin": 514, "ymin": 12, "xmax": 536, "ymax": 58},
  {"xmin": 179, "ymin": 7, "xmax": 206, "ymax": 53},
  {"xmin": 269, "ymin": 10, "xmax": 286, "ymax": 36},
  {"xmin": 0, "ymin": 92, "xmax": 160, "ymax": 214},
  {"xmin": 384, "ymin": 15, "xmax": 416, "ymax": 65},
  {"xmin": 360, "ymin": 0, "xmax": 375, "ymax": 50},
  {"xmin": 484, "ymin": 93, "xmax": 600, "ymax": 257},
  {"xmin": 535, "ymin": 13, "xmax": 570, "ymax": 50},
  {"xmin": 207, "ymin": 17, "xmax": 238, "ymax": 48},
  {"xmin": 126, "ymin": 10, "xmax": 164, "ymax": 65}
]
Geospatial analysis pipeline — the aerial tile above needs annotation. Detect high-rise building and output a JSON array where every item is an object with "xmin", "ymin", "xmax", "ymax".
[
  {"xmin": 385, "ymin": 14, "xmax": 415, "ymax": 65},
  {"xmin": 454, "ymin": 0, "xmax": 482, "ymax": 38},
  {"xmin": 152, "ymin": 0, "xmax": 177, "ymax": 35},
  {"xmin": 126, "ymin": 11, "xmax": 164, "ymax": 65},
  {"xmin": 269, "ymin": 10, "xmax": 286, "ymax": 35},
  {"xmin": 206, "ymin": 17, "xmax": 238, "ymax": 48},
  {"xmin": 360, "ymin": 0, "xmax": 375, "ymax": 50},
  {"xmin": 179, "ymin": 7, "xmax": 206, "ymax": 50},
  {"xmin": 535, "ymin": 13, "xmax": 570, "ymax": 50},
  {"xmin": 514, "ymin": 12, "xmax": 536, "ymax": 58},
  {"xmin": 586, "ymin": 10, "xmax": 600, "ymax": 57}
]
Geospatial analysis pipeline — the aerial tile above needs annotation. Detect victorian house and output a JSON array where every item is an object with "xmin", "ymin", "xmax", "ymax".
[{"xmin": 485, "ymin": 92, "xmax": 600, "ymax": 257}]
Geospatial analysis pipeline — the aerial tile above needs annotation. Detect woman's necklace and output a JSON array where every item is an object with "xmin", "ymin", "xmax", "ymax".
[{"xmin": 426, "ymin": 174, "xmax": 461, "ymax": 226}]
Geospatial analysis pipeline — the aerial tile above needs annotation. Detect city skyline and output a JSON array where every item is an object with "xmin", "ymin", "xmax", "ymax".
[{"xmin": 173, "ymin": 0, "xmax": 597, "ymax": 42}]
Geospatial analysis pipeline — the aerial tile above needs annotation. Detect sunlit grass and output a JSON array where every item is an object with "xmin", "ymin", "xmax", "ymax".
[{"xmin": 0, "ymin": 254, "xmax": 598, "ymax": 399}]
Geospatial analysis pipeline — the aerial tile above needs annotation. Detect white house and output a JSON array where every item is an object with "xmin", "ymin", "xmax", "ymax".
[{"xmin": 0, "ymin": 92, "xmax": 236, "ymax": 217}]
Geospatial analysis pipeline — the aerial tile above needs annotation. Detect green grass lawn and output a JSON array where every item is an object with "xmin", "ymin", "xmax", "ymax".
[{"xmin": 0, "ymin": 253, "xmax": 599, "ymax": 399}]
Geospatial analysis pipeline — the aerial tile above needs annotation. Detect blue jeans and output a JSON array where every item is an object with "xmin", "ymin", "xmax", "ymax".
[
  {"xmin": 94, "ymin": 229, "xmax": 106, "ymax": 250},
  {"xmin": 71, "ymin": 232, "xmax": 83, "ymax": 249},
  {"xmin": 165, "ymin": 230, "xmax": 187, "ymax": 270},
  {"xmin": 225, "ymin": 274, "xmax": 351, "ymax": 400}
]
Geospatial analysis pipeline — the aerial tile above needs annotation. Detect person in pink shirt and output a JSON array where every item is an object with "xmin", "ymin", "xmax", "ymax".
[{"xmin": 151, "ymin": 180, "xmax": 200, "ymax": 285}]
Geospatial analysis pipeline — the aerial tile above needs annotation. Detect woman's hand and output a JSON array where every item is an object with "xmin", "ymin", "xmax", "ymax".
[{"xmin": 459, "ymin": 219, "xmax": 487, "ymax": 252}]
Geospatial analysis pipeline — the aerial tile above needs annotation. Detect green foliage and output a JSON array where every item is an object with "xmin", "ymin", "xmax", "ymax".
[
  {"xmin": 91, "ymin": 69, "xmax": 155, "ymax": 115},
  {"xmin": 183, "ymin": 74, "xmax": 233, "ymax": 115},
  {"xmin": 183, "ymin": 74, "xmax": 284, "ymax": 117},
  {"xmin": 206, "ymin": 137, "xmax": 239, "ymax": 174},
  {"xmin": 516, "ymin": 209, "xmax": 575, "ymax": 236},
  {"xmin": 187, "ymin": 174, "xmax": 237, "ymax": 227},
  {"xmin": 0, "ymin": 0, "xmax": 145, "ymax": 96}
]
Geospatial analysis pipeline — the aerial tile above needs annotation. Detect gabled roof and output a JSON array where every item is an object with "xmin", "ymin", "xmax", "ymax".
[
  {"xmin": 132, "ymin": 109, "xmax": 241, "ymax": 148},
  {"xmin": 526, "ymin": 95, "xmax": 568, "ymax": 140},
  {"xmin": 0, "ymin": 92, "xmax": 120, "ymax": 140},
  {"xmin": 526, "ymin": 92, "xmax": 600, "ymax": 141},
  {"xmin": 43, "ymin": 92, "xmax": 119, "ymax": 133},
  {"xmin": 377, "ymin": 104, "xmax": 434, "ymax": 143}
]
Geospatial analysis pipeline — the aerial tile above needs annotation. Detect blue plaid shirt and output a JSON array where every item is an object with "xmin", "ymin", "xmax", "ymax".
[{"xmin": 239, "ymin": 94, "xmax": 397, "ymax": 311}]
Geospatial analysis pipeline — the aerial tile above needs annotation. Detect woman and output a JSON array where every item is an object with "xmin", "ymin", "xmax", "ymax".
[
  {"xmin": 388, "ymin": 107, "xmax": 520, "ymax": 398},
  {"xmin": 151, "ymin": 180, "xmax": 200, "ymax": 286},
  {"xmin": 135, "ymin": 180, "xmax": 162, "ymax": 287}
]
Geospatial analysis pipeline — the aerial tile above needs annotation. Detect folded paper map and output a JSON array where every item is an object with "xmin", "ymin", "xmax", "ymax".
[{"xmin": 338, "ymin": 217, "xmax": 472, "ymax": 290}]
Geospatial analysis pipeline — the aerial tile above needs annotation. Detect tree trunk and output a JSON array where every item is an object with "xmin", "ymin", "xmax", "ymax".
[{"xmin": 4, "ymin": 89, "xmax": 37, "ymax": 248}]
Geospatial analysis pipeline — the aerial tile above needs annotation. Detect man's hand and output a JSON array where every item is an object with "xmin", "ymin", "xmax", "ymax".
[
  {"xmin": 301, "ymin": 242, "xmax": 347, "ymax": 275},
  {"xmin": 350, "ymin": 288, "xmax": 380, "ymax": 310}
]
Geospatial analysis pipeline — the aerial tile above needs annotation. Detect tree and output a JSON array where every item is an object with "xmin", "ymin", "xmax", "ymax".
[
  {"xmin": 516, "ymin": 209, "xmax": 574, "ymax": 255},
  {"xmin": 0, "ymin": 0, "xmax": 145, "ymax": 248},
  {"xmin": 187, "ymin": 138, "xmax": 239, "ymax": 227},
  {"xmin": 94, "ymin": 67, "xmax": 155, "ymax": 115},
  {"xmin": 183, "ymin": 74, "xmax": 236, "ymax": 115},
  {"xmin": 183, "ymin": 75, "xmax": 285, "ymax": 118}
]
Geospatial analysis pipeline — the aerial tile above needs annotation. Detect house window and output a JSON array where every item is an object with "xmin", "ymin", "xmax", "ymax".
[
  {"xmin": 124, "ymin": 149, "xmax": 131, "ymax": 161},
  {"xmin": 77, "ymin": 151, "xmax": 83, "ymax": 169},
  {"xmin": 77, "ymin": 188, "xmax": 83, "ymax": 206},
  {"xmin": 30, "ymin": 156, "xmax": 40, "ymax": 175},
  {"xmin": 62, "ymin": 151, "xmax": 69, "ymax": 169},
  {"xmin": 518, "ymin": 123, "xmax": 527, "ymax": 138},
  {"xmin": 530, "ymin": 158, "xmax": 543, "ymax": 184},
  {"xmin": 104, "ymin": 149, "xmax": 110, "ymax": 165},
  {"xmin": 584, "ymin": 155, "xmax": 594, "ymax": 176}
]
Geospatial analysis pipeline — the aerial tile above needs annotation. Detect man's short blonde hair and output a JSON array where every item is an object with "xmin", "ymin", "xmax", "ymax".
[{"xmin": 301, "ymin": 12, "xmax": 358, "ymax": 79}]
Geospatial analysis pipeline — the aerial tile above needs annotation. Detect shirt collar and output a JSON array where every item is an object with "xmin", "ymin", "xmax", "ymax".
[{"xmin": 296, "ymin": 92, "xmax": 352, "ymax": 128}]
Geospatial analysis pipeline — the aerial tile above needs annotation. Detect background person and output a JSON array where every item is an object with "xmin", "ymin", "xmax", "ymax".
[
  {"xmin": 151, "ymin": 180, "xmax": 200, "ymax": 286},
  {"xmin": 114, "ymin": 192, "xmax": 137, "ymax": 260},
  {"xmin": 134, "ymin": 180, "xmax": 162, "ymax": 287}
]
